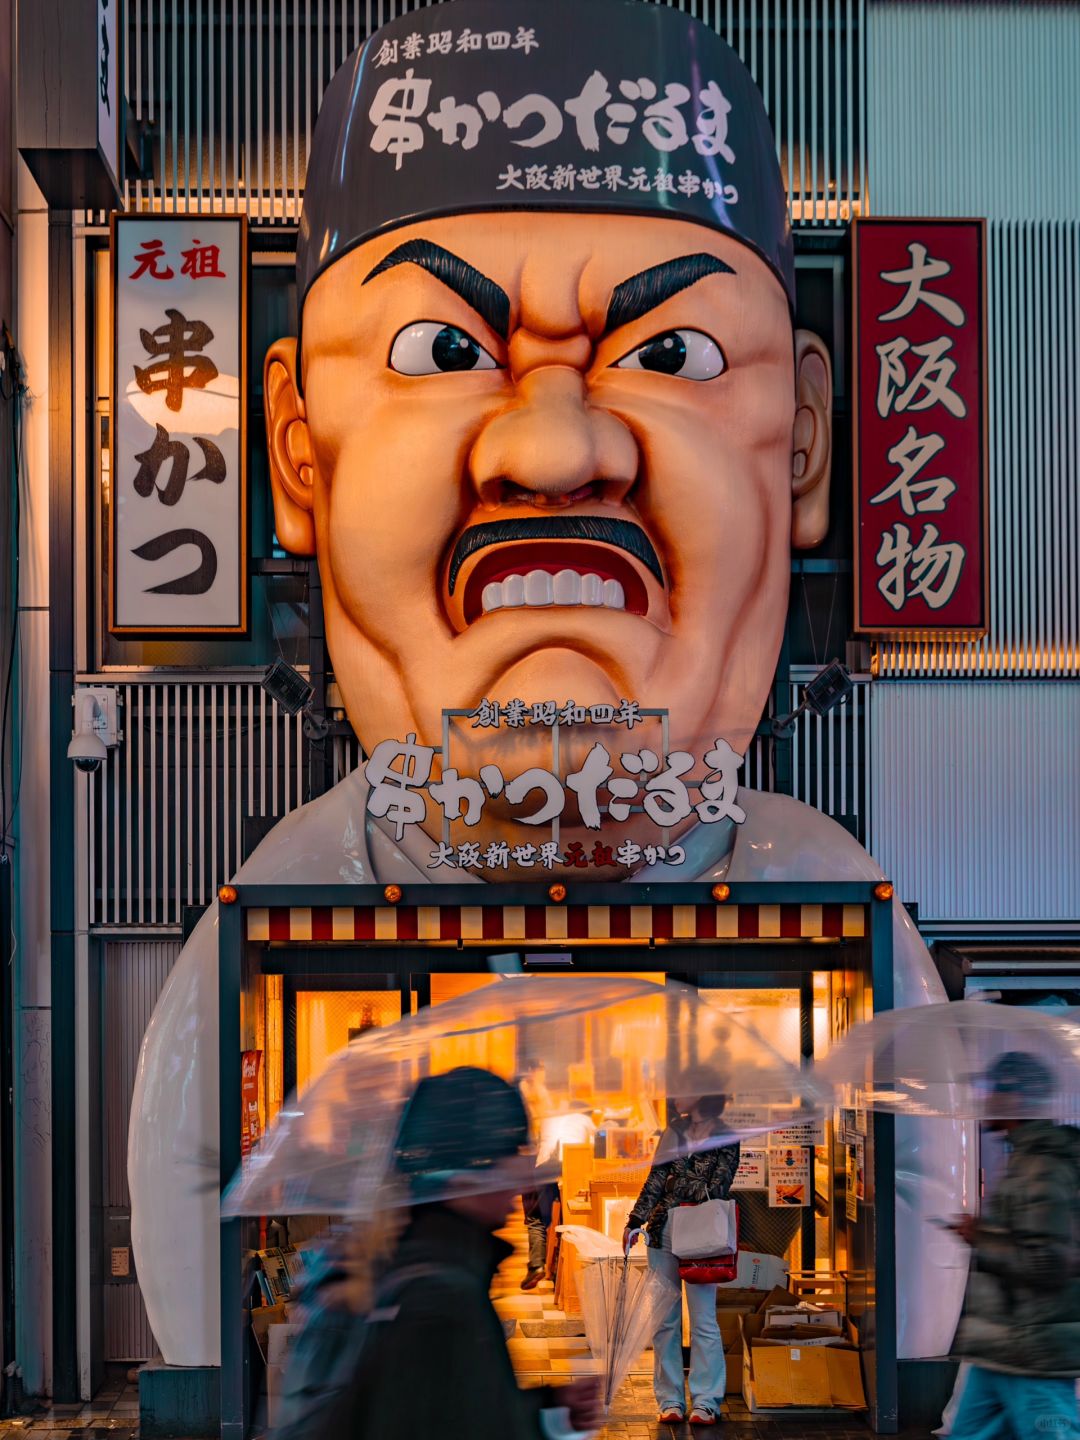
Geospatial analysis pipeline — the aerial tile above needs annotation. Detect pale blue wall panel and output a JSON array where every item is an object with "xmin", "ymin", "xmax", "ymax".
[
  {"xmin": 868, "ymin": 1, "xmax": 1080, "ymax": 221},
  {"xmin": 869, "ymin": 681, "xmax": 1080, "ymax": 922}
]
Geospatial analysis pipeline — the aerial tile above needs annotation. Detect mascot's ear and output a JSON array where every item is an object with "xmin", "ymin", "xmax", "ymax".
[
  {"xmin": 264, "ymin": 338, "xmax": 316, "ymax": 556},
  {"xmin": 791, "ymin": 330, "xmax": 833, "ymax": 549}
]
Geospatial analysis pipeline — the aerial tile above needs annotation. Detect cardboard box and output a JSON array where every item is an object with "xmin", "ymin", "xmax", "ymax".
[
  {"xmin": 266, "ymin": 1362, "xmax": 286, "ymax": 1429},
  {"xmin": 725, "ymin": 1344, "xmax": 742, "ymax": 1394},
  {"xmin": 263, "ymin": 1321, "xmax": 305, "ymax": 1430},
  {"xmin": 741, "ymin": 1314, "xmax": 866, "ymax": 1411},
  {"xmin": 714, "ymin": 1286, "xmax": 792, "ymax": 1352},
  {"xmin": 763, "ymin": 1305, "xmax": 844, "ymax": 1336},
  {"xmin": 251, "ymin": 1302, "xmax": 288, "ymax": 1362},
  {"xmin": 716, "ymin": 1251, "xmax": 788, "ymax": 1293},
  {"xmin": 718, "ymin": 1306, "xmax": 754, "ymax": 1348},
  {"xmin": 757, "ymin": 1285, "xmax": 800, "ymax": 1312},
  {"xmin": 267, "ymin": 1323, "xmax": 304, "ymax": 1369}
]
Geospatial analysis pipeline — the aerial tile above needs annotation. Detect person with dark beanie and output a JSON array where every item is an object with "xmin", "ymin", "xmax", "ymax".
[{"xmin": 277, "ymin": 1067, "xmax": 601, "ymax": 1440}]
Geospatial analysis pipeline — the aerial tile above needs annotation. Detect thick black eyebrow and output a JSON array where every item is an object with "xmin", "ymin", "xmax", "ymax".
[
  {"xmin": 363, "ymin": 238, "xmax": 511, "ymax": 341},
  {"xmin": 605, "ymin": 253, "xmax": 735, "ymax": 334}
]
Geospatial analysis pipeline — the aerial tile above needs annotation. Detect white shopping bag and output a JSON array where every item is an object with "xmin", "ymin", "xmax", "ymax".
[{"xmin": 669, "ymin": 1198, "xmax": 737, "ymax": 1260}]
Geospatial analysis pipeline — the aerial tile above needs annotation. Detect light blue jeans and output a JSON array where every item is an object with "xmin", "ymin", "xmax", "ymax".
[
  {"xmin": 950, "ymin": 1366, "xmax": 1080, "ymax": 1439},
  {"xmin": 646, "ymin": 1220, "xmax": 725, "ymax": 1415}
]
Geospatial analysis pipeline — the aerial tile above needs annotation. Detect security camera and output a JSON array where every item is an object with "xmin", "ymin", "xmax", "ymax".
[
  {"xmin": 67, "ymin": 730, "xmax": 107, "ymax": 773},
  {"xmin": 68, "ymin": 688, "xmax": 119, "ymax": 773}
]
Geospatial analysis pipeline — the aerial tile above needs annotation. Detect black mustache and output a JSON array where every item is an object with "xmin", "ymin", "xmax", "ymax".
[{"xmin": 447, "ymin": 516, "xmax": 664, "ymax": 596}]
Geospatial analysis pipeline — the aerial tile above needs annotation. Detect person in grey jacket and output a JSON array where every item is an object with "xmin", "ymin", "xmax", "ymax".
[
  {"xmin": 946, "ymin": 1052, "xmax": 1080, "ymax": 1440},
  {"xmin": 623, "ymin": 1073, "xmax": 740, "ymax": 1426}
]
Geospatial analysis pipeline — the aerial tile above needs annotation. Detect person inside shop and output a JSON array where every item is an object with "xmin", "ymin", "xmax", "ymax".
[
  {"xmin": 519, "ymin": 1058, "xmax": 559, "ymax": 1292},
  {"xmin": 623, "ymin": 1070, "xmax": 741, "ymax": 1427},
  {"xmin": 276, "ymin": 1066, "xmax": 602, "ymax": 1440},
  {"xmin": 943, "ymin": 1052, "xmax": 1080, "ymax": 1440}
]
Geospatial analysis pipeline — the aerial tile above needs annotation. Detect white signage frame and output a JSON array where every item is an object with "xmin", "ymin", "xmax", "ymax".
[{"xmin": 110, "ymin": 213, "xmax": 249, "ymax": 636}]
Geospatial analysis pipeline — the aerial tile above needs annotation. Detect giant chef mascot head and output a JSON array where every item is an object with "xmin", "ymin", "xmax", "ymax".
[
  {"xmin": 129, "ymin": 0, "xmax": 968, "ymax": 1375},
  {"xmin": 263, "ymin": 0, "xmax": 833, "ymax": 867}
]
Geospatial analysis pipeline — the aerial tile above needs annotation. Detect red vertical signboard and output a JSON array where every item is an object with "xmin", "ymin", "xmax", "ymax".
[
  {"xmin": 241, "ymin": 1050, "xmax": 262, "ymax": 1159},
  {"xmin": 853, "ymin": 219, "xmax": 988, "ymax": 635}
]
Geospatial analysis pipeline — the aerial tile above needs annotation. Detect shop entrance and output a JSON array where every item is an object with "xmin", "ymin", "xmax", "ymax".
[{"xmin": 217, "ymin": 880, "xmax": 896, "ymax": 1437}]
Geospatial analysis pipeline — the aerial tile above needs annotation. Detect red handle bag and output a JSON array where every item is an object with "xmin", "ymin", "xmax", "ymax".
[{"xmin": 675, "ymin": 1201, "xmax": 739, "ymax": 1285}]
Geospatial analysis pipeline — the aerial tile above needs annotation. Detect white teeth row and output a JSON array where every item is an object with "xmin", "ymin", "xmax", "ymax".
[{"xmin": 481, "ymin": 570, "xmax": 625, "ymax": 614}]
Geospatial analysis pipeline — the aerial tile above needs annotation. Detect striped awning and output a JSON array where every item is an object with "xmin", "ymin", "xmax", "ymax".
[{"xmin": 246, "ymin": 902, "xmax": 866, "ymax": 944}]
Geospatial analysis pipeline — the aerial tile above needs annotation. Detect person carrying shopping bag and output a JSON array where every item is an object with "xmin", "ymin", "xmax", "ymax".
[{"xmin": 623, "ymin": 1072, "xmax": 740, "ymax": 1427}]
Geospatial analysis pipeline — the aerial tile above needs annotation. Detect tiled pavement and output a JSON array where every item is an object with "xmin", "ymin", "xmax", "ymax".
[
  {"xmin": 0, "ymin": 1378, "xmax": 937, "ymax": 1440},
  {"xmin": 0, "ymin": 1217, "xmax": 937, "ymax": 1440},
  {"xmin": 0, "ymin": 1367, "xmax": 141, "ymax": 1438},
  {"xmin": 489, "ymin": 1217, "xmax": 936, "ymax": 1440}
]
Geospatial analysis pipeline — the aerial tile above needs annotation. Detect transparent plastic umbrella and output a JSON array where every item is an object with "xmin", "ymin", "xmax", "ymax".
[
  {"xmin": 817, "ymin": 998, "xmax": 1080, "ymax": 1119},
  {"xmin": 574, "ymin": 1246, "xmax": 678, "ymax": 1412},
  {"xmin": 222, "ymin": 975, "xmax": 828, "ymax": 1219}
]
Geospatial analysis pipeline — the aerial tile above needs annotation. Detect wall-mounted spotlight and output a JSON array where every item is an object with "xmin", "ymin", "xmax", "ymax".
[
  {"xmin": 771, "ymin": 660, "xmax": 854, "ymax": 740},
  {"xmin": 260, "ymin": 659, "xmax": 314, "ymax": 715}
]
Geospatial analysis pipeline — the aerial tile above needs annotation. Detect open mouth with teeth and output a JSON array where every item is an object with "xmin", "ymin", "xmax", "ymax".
[
  {"xmin": 447, "ymin": 517, "xmax": 664, "ymax": 628},
  {"xmin": 461, "ymin": 541, "xmax": 649, "ymax": 624}
]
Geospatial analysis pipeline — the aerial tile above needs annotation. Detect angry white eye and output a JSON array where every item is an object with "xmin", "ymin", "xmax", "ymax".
[
  {"xmin": 614, "ymin": 328, "xmax": 726, "ymax": 381},
  {"xmin": 389, "ymin": 321, "xmax": 500, "ymax": 375}
]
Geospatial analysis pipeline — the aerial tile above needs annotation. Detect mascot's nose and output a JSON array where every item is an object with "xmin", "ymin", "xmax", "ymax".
[{"xmin": 469, "ymin": 353, "xmax": 638, "ymax": 507}]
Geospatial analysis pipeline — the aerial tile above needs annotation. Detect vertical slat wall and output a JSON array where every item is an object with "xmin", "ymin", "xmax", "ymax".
[
  {"xmin": 121, "ymin": 0, "xmax": 867, "ymax": 225},
  {"xmin": 867, "ymin": 2, "xmax": 1080, "ymax": 677},
  {"xmin": 103, "ymin": 939, "xmax": 180, "ymax": 1360},
  {"xmin": 869, "ymin": 682, "xmax": 1080, "ymax": 922},
  {"xmin": 790, "ymin": 672, "xmax": 871, "ymax": 843},
  {"xmin": 87, "ymin": 683, "xmax": 305, "ymax": 927}
]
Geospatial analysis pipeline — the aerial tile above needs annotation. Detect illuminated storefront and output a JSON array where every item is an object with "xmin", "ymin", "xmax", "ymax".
[{"xmin": 215, "ymin": 879, "xmax": 898, "ymax": 1434}]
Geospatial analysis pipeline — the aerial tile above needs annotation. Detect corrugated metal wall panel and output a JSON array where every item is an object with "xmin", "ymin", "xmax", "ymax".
[
  {"xmin": 103, "ymin": 939, "xmax": 180, "ymax": 1360},
  {"xmin": 867, "ymin": 3, "xmax": 1080, "ymax": 677},
  {"xmin": 867, "ymin": 2, "xmax": 1080, "ymax": 222},
  {"xmin": 868, "ymin": 682, "xmax": 1080, "ymax": 923},
  {"xmin": 790, "ymin": 673, "xmax": 871, "ymax": 842},
  {"xmin": 103, "ymin": 941, "xmax": 179, "ymax": 1206},
  {"xmin": 104, "ymin": 1287, "xmax": 159, "ymax": 1366},
  {"xmin": 120, "ymin": 0, "xmax": 867, "ymax": 225}
]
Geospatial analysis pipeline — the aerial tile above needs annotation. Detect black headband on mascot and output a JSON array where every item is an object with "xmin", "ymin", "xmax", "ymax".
[{"xmin": 294, "ymin": 0, "xmax": 794, "ymax": 386}]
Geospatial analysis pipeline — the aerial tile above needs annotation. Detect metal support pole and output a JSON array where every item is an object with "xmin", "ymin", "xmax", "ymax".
[
  {"xmin": 219, "ymin": 897, "xmax": 246, "ymax": 1440},
  {"xmin": 0, "ymin": 856, "xmax": 15, "ymax": 1412},
  {"xmin": 870, "ymin": 897, "xmax": 898, "ymax": 1434},
  {"xmin": 48, "ymin": 210, "xmax": 78, "ymax": 1403},
  {"xmin": 799, "ymin": 973, "xmax": 816, "ymax": 1270}
]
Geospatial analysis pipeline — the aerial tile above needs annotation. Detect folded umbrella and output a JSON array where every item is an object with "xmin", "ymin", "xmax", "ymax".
[{"xmin": 576, "ymin": 1251, "xmax": 678, "ymax": 1412}]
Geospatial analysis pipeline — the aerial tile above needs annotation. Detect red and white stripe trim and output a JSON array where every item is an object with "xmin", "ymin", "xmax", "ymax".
[{"xmin": 246, "ymin": 903, "xmax": 865, "ymax": 943}]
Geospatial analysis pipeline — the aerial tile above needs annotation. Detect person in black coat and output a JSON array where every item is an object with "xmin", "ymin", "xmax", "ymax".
[{"xmin": 285, "ymin": 1068, "xmax": 602, "ymax": 1440}]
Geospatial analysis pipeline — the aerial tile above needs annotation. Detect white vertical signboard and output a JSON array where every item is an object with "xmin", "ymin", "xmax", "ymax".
[
  {"xmin": 111, "ymin": 216, "xmax": 248, "ymax": 635},
  {"xmin": 97, "ymin": 0, "xmax": 121, "ymax": 189}
]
